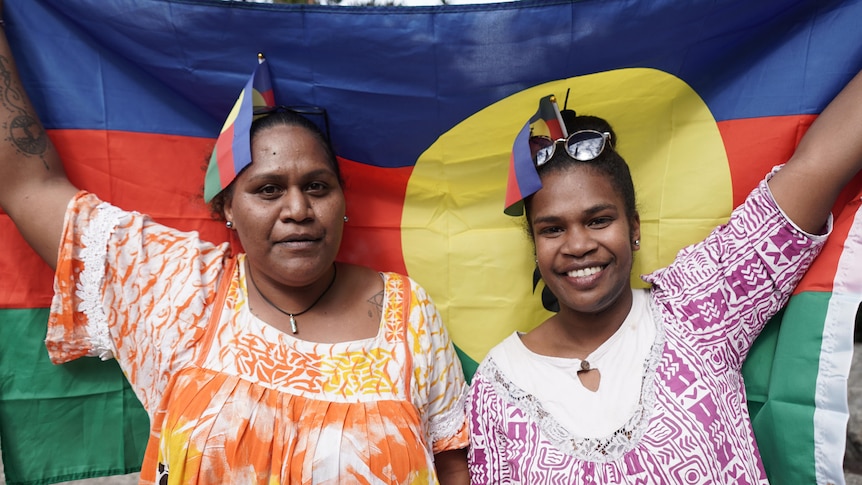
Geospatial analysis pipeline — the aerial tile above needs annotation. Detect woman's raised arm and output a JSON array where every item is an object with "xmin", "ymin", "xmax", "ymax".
[
  {"xmin": 768, "ymin": 69, "xmax": 862, "ymax": 234},
  {"xmin": 0, "ymin": 14, "xmax": 79, "ymax": 269}
]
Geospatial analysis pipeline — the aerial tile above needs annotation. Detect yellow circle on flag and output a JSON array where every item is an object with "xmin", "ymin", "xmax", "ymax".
[{"xmin": 402, "ymin": 68, "xmax": 732, "ymax": 366}]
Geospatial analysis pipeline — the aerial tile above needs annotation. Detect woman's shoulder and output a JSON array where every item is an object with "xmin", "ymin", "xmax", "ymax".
[
  {"xmin": 372, "ymin": 269, "xmax": 433, "ymax": 299},
  {"xmin": 72, "ymin": 190, "xmax": 229, "ymax": 252},
  {"xmin": 336, "ymin": 263, "xmax": 388, "ymax": 297},
  {"xmin": 65, "ymin": 191, "xmax": 230, "ymax": 291},
  {"xmin": 479, "ymin": 332, "xmax": 523, "ymax": 367}
]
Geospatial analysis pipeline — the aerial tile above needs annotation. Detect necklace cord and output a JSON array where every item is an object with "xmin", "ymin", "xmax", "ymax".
[{"xmin": 247, "ymin": 264, "xmax": 338, "ymax": 333}]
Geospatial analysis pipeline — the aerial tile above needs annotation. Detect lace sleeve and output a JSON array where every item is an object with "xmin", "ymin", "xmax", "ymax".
[{"xmin": 46, "ymin": 191, "xmax": 229, "ymax": 413}]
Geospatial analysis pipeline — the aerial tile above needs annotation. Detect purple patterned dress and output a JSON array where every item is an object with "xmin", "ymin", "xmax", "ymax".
[{"xmin": 467, "ymin": 174, "xmax": 829, "ymax": 484}]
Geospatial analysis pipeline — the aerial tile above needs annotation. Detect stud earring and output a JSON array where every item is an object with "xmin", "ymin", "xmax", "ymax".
[
  {"xmin": 343, "ymin": 216, "xmax": 349, "ymax": 223},
  {"xmin": 226, "ymin": 221, "xmax": 234, "ymax": 229},
  {"xmin": 634, "ymin": 239, "xmax": 640, "ymax": 246}
]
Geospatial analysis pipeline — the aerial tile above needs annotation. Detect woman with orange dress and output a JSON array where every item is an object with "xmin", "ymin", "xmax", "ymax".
[{"xmin": 0, "ymin": 7, "xmax": 469, "ymax": 484}]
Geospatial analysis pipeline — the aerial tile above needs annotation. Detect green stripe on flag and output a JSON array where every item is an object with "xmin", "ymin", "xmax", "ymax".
[
  {"xmin": 453, "ymin": 343, "xmax": 479, "ymax": 384},
  {"xmin": 743, "ymin": 291, "xmax": 832, "ymax": 485},
  {"xmin": 0, "ymin": 308, "xmax": 148, "ymax": 485}
]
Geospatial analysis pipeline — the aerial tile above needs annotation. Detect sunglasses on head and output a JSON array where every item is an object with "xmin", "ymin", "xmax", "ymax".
[
  {"xmin": 253, "ymin": 105, "xmax": 331, "ymax": 141},
  {"xmin": 529, "ymin": 130, "xmax": 612, "ymax": 167}
]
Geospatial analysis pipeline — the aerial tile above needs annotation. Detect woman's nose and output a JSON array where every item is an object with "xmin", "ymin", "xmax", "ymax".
[
  {"xmin": 280, "ymin": 188, "xmax": 312, "ymax": 222},
  {"xmin": 561, "ymin": 227, "xmax": 597, "ymax": 256}
]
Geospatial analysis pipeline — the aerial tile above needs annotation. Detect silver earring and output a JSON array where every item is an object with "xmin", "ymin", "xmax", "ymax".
[
  {"xmin": 226, "ymin": 221, "xmax": 234, "ymax": 229},
  {"xmin": 634, "ymin": 239, "xmax": 640, "ymax": 246},
  {"xmin": 343, "ymin": 216, "xmax": 349, "ymax": 223}
]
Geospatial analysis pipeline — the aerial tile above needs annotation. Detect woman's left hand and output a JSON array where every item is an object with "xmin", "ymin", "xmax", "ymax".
[{"xmin": 434, "ymin": 448, "xmax": 470, "ymax": 485}]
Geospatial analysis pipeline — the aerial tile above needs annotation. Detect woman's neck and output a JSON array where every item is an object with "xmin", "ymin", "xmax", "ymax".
[{"xmin": 523, "ymin": 288, "xmax": 635, "ymax": 359}]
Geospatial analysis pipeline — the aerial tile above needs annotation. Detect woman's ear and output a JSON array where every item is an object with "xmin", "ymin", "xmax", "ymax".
[
  {"xmin": 631, "ymin": 212, "xmax": 641, "ymax": 250},
  {"xmin": 222, "ymin": 193, "xmax": 234, "ymax": 225}
]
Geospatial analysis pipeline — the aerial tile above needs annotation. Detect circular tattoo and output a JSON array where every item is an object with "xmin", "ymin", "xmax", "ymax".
[{"xmin": 10, "ymin": 114, "xmax": 48, "ymax": 155}]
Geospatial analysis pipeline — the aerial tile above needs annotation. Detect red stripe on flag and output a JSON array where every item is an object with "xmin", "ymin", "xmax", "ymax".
[
  {"xmin": 795, "ymin": 180, "xmax": 862, "ymax": 294},
  {"xmin": 504, "ymin": 153, "xmax": 523, "ymax": 211},
  {"xmin": 0, "ymin": 216, "xmax": 54, "ymax": 308},
  {"xmin": 546, "ymin": 120, "xmax": 564, "ymax": 140},
  {"xmin": 338, "ymin": 158, "xmax": 411, "ymax": 275},
  {"xmin": 719, "ymin": 115, "xmax": 862, "ymax": 293},
  {"xmin": 1, "ymin": 129, "xmax": 227, "ymax": 308},
  {"xmin": 260, "ymin": 90, "xmax": 275, "ymax": 107},
  {"xmin": 536, "ymin": 96, "xmax": 565, "ymax": 140},
  {"xmin": 718, "ymin": 115, "xmax": 813, "ymax": 208},
  {"xmin": 1, "ymin": 130, "xmax": 412, "ymax": 308}
]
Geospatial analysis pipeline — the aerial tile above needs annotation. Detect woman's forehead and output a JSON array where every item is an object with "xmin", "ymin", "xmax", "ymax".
[{"xmin": 533, "ymin": 167, "xmax": 622, "ymax": 211}]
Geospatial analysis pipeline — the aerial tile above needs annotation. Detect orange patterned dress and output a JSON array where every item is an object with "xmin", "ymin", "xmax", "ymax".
[{"xmin": 46, "ymin": 192, "xmax": 469, "ymax": 484}]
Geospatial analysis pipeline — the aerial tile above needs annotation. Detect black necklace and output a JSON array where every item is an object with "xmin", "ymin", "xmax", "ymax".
[{"xmin": 248, "ymin": 264, "xmax": 337, "ymax": 334}]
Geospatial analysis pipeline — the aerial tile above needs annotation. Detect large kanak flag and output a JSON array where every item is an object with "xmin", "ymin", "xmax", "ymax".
[{"xmin": 1, "ymin": 0, "xmax": 861, "ymax": 483}]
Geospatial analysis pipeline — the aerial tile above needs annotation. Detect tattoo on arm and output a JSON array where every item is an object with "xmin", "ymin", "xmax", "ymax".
[
  {"xmin": 0, "ymin": 53, "xmax": 51, "ymax": 169},
  {"xmin": 367, "ymin": 290, "xmax": 384, "ymax": 320}
]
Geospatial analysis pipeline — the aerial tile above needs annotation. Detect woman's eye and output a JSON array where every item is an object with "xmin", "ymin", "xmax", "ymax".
[
  {"xmin": 258, "ymin": 185, "xmax": 282, "ymax": 197},
  {"xmin": 307, "ymin": 181, "xmax": 326, "ymax": 191},
  {"xmin": 589, "ymin": 217, "xmax": 613, "ymax": 228},
  {"xmin": 538, "ymin": 226, "xmax": 563, "ymax": 236}
]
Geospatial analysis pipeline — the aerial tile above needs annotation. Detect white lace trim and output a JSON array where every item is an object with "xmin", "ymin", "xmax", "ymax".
[
  {"xmin": 481, "ymin": 297, "xmax": 666, "ymax": 462},
  {"xmin": 428, "ymin": 387, "xmax": 468, "ymax": 444},
  {"xmin": 76, "ymin": 202, "xmax": 124, "ymax": 361}
]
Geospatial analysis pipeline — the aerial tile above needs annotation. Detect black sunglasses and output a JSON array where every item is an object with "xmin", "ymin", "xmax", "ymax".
[{"xmin": 529, "ymin": 130, "xmax": 612, "ymax": 167}]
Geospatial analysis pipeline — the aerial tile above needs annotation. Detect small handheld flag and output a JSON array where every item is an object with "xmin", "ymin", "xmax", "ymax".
[
  {"xmin": 503, "ymin": 95, "xmax": 567, "ymax": 216},
  {"xmin": 204, "ymin": 53, "xmax": 276, "ymax": 202}
]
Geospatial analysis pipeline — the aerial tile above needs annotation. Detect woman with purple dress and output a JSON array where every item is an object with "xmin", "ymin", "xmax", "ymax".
[{"xmin": 467, "ymin": 70, "xmax": 862, "ymax": 484}]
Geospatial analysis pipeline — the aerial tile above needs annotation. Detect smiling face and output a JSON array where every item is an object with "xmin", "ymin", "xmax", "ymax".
[
  {"xmin": 528, "ymin": 164, "xmax": 640, "ymax": 322},
  {"xmin": 224, "ymin": 123, "xmax": 345, "ymax": 288}
]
